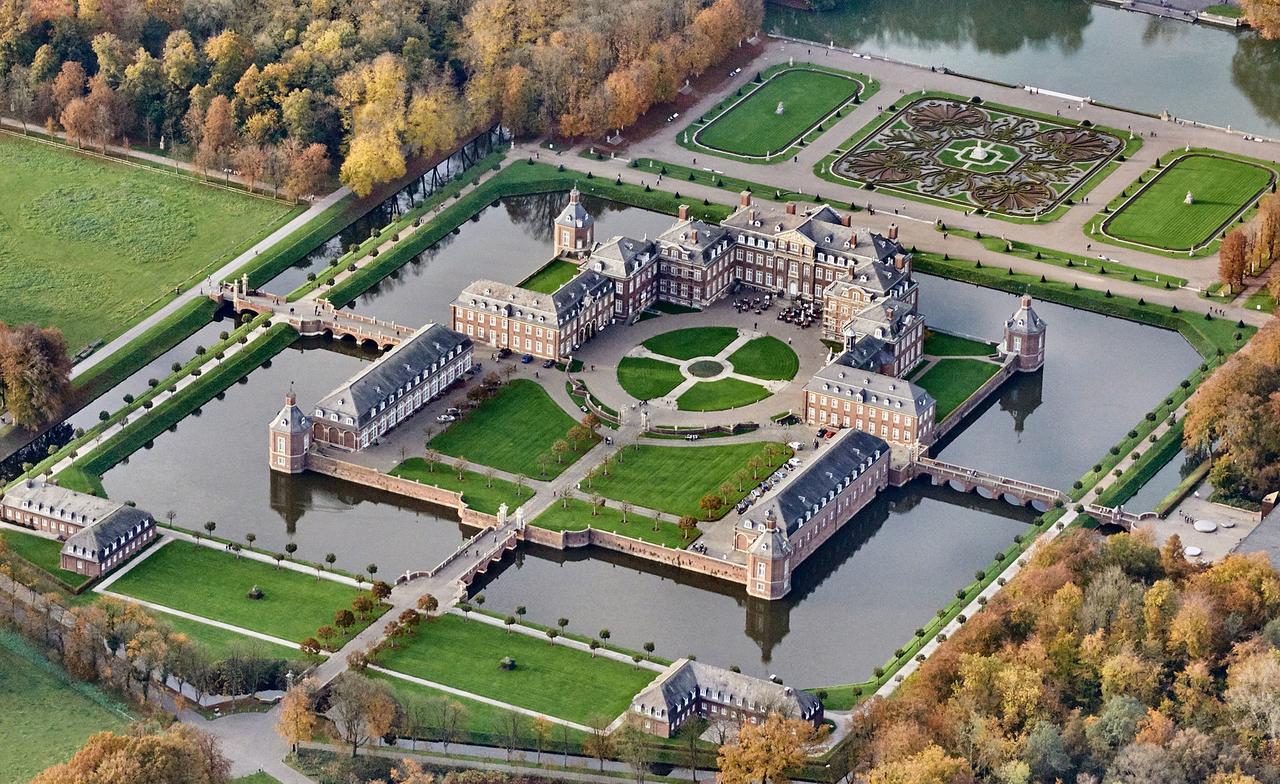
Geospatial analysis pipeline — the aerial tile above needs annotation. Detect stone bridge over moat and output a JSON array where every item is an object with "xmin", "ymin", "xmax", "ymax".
[
  {"xmin": 911, "ymin": 457, "xmax": 1066, "ymax": 512},
  {"xmin": 211, "ymin": 280, "xmax": 415, "ymax": 351}
]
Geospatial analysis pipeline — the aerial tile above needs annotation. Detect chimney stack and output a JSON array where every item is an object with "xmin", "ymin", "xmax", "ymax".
[
  {"xmin": 894, "ymin": 255, "xmax": 905, "ymax": 271},
  {"xmin": 678, "ymin": 204, "xmax": 689, "ymax": 221},
  {"xmin": 785, "ymin": 202, "xmax": 796, "ymax": 216},
  {"xmin": 888, "ymin": 223, "xmax": 899, "ymax": 240},
  {"xmin": 691, "ymin": 229, "xmax": 698, "ymax": 243},
  {"xmin": 740, "ymin": 191, "xmax": 752, "ymax": 208},
  {"xmin": 840, "ymin": 212, "xmax": 852, "ymax": 228}
]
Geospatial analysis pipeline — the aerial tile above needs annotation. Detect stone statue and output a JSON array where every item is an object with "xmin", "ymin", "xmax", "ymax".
[
  {"xmin": 514, "ymin": 506, "xmax": 525, "ymax": 529},
  {"xmin": 497, "ymin": 503, "xmax": 508, "ymax": 525},
  {"xmin": 1185, "ymin": 191, "xmax": 1194, "ymax": 205},
  {"xmin": 776, "ymin": 101, "xmax": 785, "ymax": 115}
]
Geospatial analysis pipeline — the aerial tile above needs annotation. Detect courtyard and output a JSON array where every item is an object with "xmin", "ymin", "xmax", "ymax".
[{"xmin": 825, "ymin": 95, "xmax": 1132, "ymax": 218}]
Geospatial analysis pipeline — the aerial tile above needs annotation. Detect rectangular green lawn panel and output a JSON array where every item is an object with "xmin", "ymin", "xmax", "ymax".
[
  {"xmin": 532, "ymin": 499, "xmax": 696, "ymax": 549},
  {"xmin": 157, "ymin": 613, "xmax": 300, "ymax": 660},
  {"xmin": 0, "ymin": 134, "xmax": 295, "ymax": 350},
  {"xmin": 0, "ymin": 528, "xmax": 90, "ymax": 588},
  {"xmin": 592, "ymin": 442, "xmax": 789, "ymax": 519},
  {"xmin": 377, "ymin": 614, "xmax": 656, "ymax": 724},
  {"xmin": 914, "ymin": 358, "xmax": 1003, "ymax": 421},
  {"xmin": 616, "ymin": 356, "xmax": 686, "ymax": 400},
  {"xmin": 518, "ymin": 260, "xmax": 581, "ymax": 294},
  {"xmin": 390, "ymin": 457, "xmax": 534, "ymax": 515},
  {"xmin": 726, "ymin": 336, "xmax": 799, "ymax": 380},
  {"xmin": 642, "ymin": 326, "xmax": 739, "ymax": 360},
  {"xmin": 1104, "ymin": 153, "xmax": 1274, "ymax": 250},
  {"xmin": 676, "ymin": 378, "xmax": 771, "ymax": 411},
  {"xmin": 109, "ymin": 540, "xmax": 372, "ymax": 643},
  {"xmin": 923, "ymin": 331, "xmax": 996, "ymax": 357},
  {"xmin": 0, "ymin": 630, "xmax": 128, "ymax": 784},
  {"xmin": 430, "ymin": 379, "xmax": 596, "ymax": 479},
  {"xmin": 697, "ymin": 69, "xmax": 861, "ymax": 157}
]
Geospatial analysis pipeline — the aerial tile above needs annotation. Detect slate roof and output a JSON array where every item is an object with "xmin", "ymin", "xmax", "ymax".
[
  {"xmin": 1, "ymin": 480, "xmax": 119, "ymax": 527},
  {"xmin": 588, "ymin": 236, "xmax": 657, "ymax": 278},
  {"xmin": 657, "ymin": 219, "xmax": 731, "ymax": 265},
  {"xmin": 1237, "ymin": 507, "xmax": 1280, "ymax": 567},
  {"xmin": 271, "ymin": 394, "xmax": 309, "ymax": 434},
  {"xmin": 62, "ymin": 507, "xmax": 154, "ymax": 562},
  {"xmin": 631, "ymin": 658, "xmax": 822, "ymax": 723},
  {"xmin": 1006, "ymin": 295, "xmax": 1047, "ymax": 335},
  {"xmin": 807, "ymin": 356, "xmax": 935, "ymax": 419},
  {"xmin": 850, "ymin": 298, "xmax": 920, "ymax": 343},
  {"xmin": 749, "ymin": 428, "xmax": 888, "ymax": 537},
  {"xmin": 315, "ymin": 323, "xmax": 471, "ymax": 428},
  {"xmin": 456, "ymin": 271, "xmax": 613, "ymax": 326},
  {"xmin": 555, "ymin": 189, "xmax": 591, "ymax": 229}
]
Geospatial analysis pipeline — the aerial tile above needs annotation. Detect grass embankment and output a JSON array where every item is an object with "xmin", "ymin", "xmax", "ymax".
[
  {"xmin": 376, "ymin": 614, "xmax": 656, "ymax": 725},
  {"xmin": 616, "ymin": 357, "xmax": 686, "ymax": 400},
  {"xmin": 0, "ymin": 629, "xmax": 130, "ymax": 784},
  {"xmin": 319, "ymin": 159, "xmax": 732, "ymax": 307},
  {"xmin": 592, "ymin": 442, "xmax": 789, "ymax": 520},
  {"xmin": 518, "ymin": 259, "xmax": 581, "ymax": 294},
  {"xmin": 676, "ymin": 378, "xmax": 771, "ymax": 411},
  {"xmin": 429, "ymin": 379, "xmax": 597, "ymax": 479},
  {"xmin": 532, "ymin": 499, "xmax": 697, "ymax": 549},
  {"xmin": 0, "ymin": 132, "xmax": 296, "ymax": 351},
  {"xmin": 923, "ymin": 331, "xmax": 995, "ymax": 357},
  {"xmin": 626, "ymin": 159, "xmax": 808, "ymax": 202},
  {"xmin": 63, "ymin": 323, "xmax": 298, "ymax": 485},
  {"xmin": 913, "ymin": 359, "xmax": 1002, "ymax": 421},
  {"xmin": 726, "ymin": 336, "xmax": 799, "ymax": 380},
  {"xmin": 643, "ymin": 326, "xmax": 739, "ymax": 360},
  {"xmin": 1094, "ymin": 422, "xmax": 1186, "ymax": 509},
  {"xmin": 109, "ymin": 540, "xmax": 381, "ymax": 645},
  {"xmin": 389, "ymin": 458, "xmax": 534, "ymax": 516}
]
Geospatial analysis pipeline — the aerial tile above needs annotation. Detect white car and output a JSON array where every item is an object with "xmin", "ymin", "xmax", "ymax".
[
  {"xmin": 436, "ymin": 414, "xmax": 456, "ymax": 423},
  {"xmin": 787, "ymin": 441, "xmax": 804, "ymax": 451},
  {"xmin": 787, "ymin": 457, "xmax": 802, "ymax": 468}
]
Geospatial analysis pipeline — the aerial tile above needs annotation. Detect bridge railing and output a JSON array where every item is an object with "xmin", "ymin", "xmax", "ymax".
[{"xmin": 916, "ymin": 458, "xmax": 1065, "ymax": 501}]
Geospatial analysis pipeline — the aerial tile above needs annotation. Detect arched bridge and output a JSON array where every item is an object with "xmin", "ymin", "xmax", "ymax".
[
  {"xmin": 211, "ymin": 281, "xmax": 415, "ymax": 351},
  {"xmin": 914, "ymin": 457, "xmax": 1066, "ymax": 511},
  {"xmin": 1084, "ymin": 503, "xmax": 1158, "ymax": 531}
]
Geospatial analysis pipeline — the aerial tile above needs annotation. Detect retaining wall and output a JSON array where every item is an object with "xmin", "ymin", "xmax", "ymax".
[
  {"xmin": 305, "ymin": 453, "xmax": 498, "ymax": 528},
  {"xmin": 521, "ymin": 524, "xmax": 749, "ymax": 584}
]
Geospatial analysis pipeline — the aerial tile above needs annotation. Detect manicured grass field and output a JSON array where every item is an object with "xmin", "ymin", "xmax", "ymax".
[
  {"xmin": 1104, "ymin": 154, "xmax": 1274, "ymax": 250},
  {"xmin": 376, "ymin": 614, "xmax": 655, "ymax": 724},
  {"xmin": 643, "ymin": 326, "xmax": 739, "ymax": 360},
  {"xmin": 532, "ymin": 499, "xmax": 696, "ymax": 549},
  {"xmin": 157, "ymin": 613, "xmax": 301, "ymax": 661},
  {"xmin": 616, "ymin": 357, "xmax": 686, "ymax": 400},
  {"xmin": 0, "ymin": 629, "xmax": 129, "ymax": 784},
  {"xmin": 430, "ymin": 379, "xmax": 596, "ymax": 479},
  {"xmin": 592, "ymin": 442, "xmax": 789, "ymax": 519},
  {"xmin": 726, "ymin": 336, "xmax": 799, "ymax": 380},
  {"xmin": 676, "ymin": 378, "xmax": 771, "ymax": 411},
  {"xmin": 518, "ymin": 260, "xmax": 581, "ymax": 294},
  {"xmin": 696, "ymin": 69, "xmax": 862, "ymax": 157},
  {"xmin": 109, "ymin": 540, "xmax": 378, "ymax": 644},
  {"xmin": 0, "ymin": 528, "xmax": 90, "ymax": 588},
  {"xmin": 0, "ymin": 134, "xmax": 295, "ymax": 350},
  {"xmin": 390, "ymin": 457, "xmax": 534, "ymax": 515},
  {"xmin": 923, "ymin": 331, "xmax": 996, "ymax": 357},
  {"xmin": 913, "ymin": 358, "xmax": 1003, "ymax": 421}
]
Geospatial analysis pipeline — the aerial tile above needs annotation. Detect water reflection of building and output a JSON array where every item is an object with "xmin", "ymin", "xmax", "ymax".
[
  {"xmin": 268, "ymin": 468, "xmax": 310, "ymax": 534},
  {"xmin": 999, "ymin": 368, "xmax": 1045, "ymax": 433}
]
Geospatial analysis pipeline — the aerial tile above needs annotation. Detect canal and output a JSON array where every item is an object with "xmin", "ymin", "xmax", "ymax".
[
  {"xmin": 767, "ymin": 0, "xmax": 1280, "ymax": 137},
  {"xmin": 98, "ymin": 191, "xmax": 1200, "ymax": 686}
]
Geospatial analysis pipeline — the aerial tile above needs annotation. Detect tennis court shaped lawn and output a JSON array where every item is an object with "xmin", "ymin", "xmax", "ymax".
[
  {"xmin": 643, "ymin": 326, "xmax": 739, "ymax": 360},
  {"xmin": 390, "ymin": 457, "xmax": 534, "ymax": 515},
  {"xmin": 592, "ymin": 442, "xmax": 790, "ymax": 519},
  {"xmin": 923, "ymin": 331, "xmax": 996, "ymax": 357},
  {"xmin": 532, "ymin": 499, "xmax": 696, "ymax": 549},
  {"xmin": 0, "ymin": 134, "xmax": 296, "ymax": 350},
  {"xmin": 1102, "ymin": 152, "xmax": 1275, "ymax": 251},
  {"xmin": 376, "ymin": 613, "xmax": 656, "ymax": 724},
  {"xmin": 726, "ymin": 336, "xmax": 799, "ymax": 380},
  {"xmin": 0, "ymin": 528, "xmax": 91, "ymax": 589},
  {"xmin": 109, "ymin": 540, "xmax": 379, "ymax": 644},
  {"xmin": 0, "ymin": 630, "xmax": 130, "ymax": 784},
  {"xmin": 694, "ymin": 68, "xmax": 865, "ymax": 158},
  {"xmin": 430, "ymin": 379, "xmax": 597, "ymax": 478},
  {"xmin": 518, "ymin": 259, "xmax": 580, "ymax": 294},
  {"xmin": 913, "ymin": 358, "xmax": 1003, "ymax": 420},
  {"xmin": 617, "ymin": 356, "xmax": 686, "ymax": 400},
  {"xmin": 676, "ymin": 377, "xmax": 771, "ymax": 411}
]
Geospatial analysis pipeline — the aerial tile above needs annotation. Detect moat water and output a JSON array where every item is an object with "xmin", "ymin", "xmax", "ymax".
[
  {"xmin": 99, "ymin": 192, "xmax": 1200, "ymax": 685},
  {"xmin": 768, "ymin": 0, "xmax": 1280, "ymax": 137}
]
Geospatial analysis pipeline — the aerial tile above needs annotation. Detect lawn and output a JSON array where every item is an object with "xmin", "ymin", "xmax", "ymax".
[
  {"xmin": 676, "ymin": 378, "xmax": 771, "ymax": 411},
  {"xmin": 726, "ymin": 336, "xmax": 799, "ymax": 380},
  {"xmin": 1103, "ymin": 153, "xmax": 1274, "ymax": 250},
  {"xmin": 591, "ymin": 442, "xmax": 789, "ymax": 519},
  {"xmin": 518, "ymin": 260, "xmax": 581, "ymax": 294},
  {"xmin": 390, "ymin": 457, "xmax": 534, "ymax": 515},
  {"xmin": 913, "ymin": 358, "xmax": 1003, "ymax": 421},
  {"xmin": 616, "ymin": 357, "xmax": 686, "ymax": 400},
  {"xmin": 376, "ymin": 614, "xmax": 656, "ymax": 725},
  {"xmin": 109, "ymin": 540, "xmax": 379, "ymax": 645},
  {"xmin": 0, "ymin": 133, "xmax": 295, "ymax": 350},
  {"xmin": 532, "ymin": 499, "xmax": 697, "ymax": 549},
  {"xmin": 0, "ymin": 629, "xmax": 130, "ymax": 784},
  {"xmin": 0, "ymin": 528, "xmax": 90, "ymax": 589},
  {"xmin": 157, "ymin": 613, "xmax": 301, "ymax": 661},
  {"xmin": 643, "ymin": 326, "xmax": 739, "ymax": 361},
  {"xmin": 923, "ymin": 331, "xmax": 996, "ymax": 357},
  {"xmin": 429, "ymin": 379, "xmax": 596, "ymax": 479},
  {"xmin": 695, "ymin": 69, "xmax": 862, "ymax": 157}
]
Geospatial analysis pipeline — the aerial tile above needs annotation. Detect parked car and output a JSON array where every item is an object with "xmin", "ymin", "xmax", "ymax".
[
  {"xmin": 520, "ymin": 354, "xmax": 534, "ymax": 364},
  {"xmin": 497, "ymin": 348, "xmax": 512, "ymax": 359},
  {"xmin": 816, "ymin": 428, "xmax": 829, "ymax": 438},
  {"xmin": 787, "ymin": 441, "xmax": 804, "ymax": 451},
  {"xmin": 436, "ymin": 414, "xmax": 456, "ymax": 423},
  {"xmin": 684, "ymin": 433, "xmax": 700, "ymax": 441},
  {"xmin": 787, "ymin": 458, "xmax": 802, "ymax": 469},
  {"xmin": 542, "ymin": 358, "xmax": 555, "ymax": 368}
]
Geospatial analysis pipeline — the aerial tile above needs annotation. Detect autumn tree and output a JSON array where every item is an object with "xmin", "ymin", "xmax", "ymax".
[
  {"xmin": 329, "ymin": 673, "xmax": 398, "ymax": 757},
  {"xmin": 717, "ymin": 713, "xmax": 826, "ymax": 784},
  {"xmin": 195, "ymin": 95, "xmax": 237, "ymax": 178},
  {"xmin": 1219, "ymin": 228, "xmax": 1251, "ymax": 293},
  {"xmin": 1244, "ymin": 0, "xmax": 1280, "ymax": 38},
  {"xmin": 283, "ymin": 142, "xmax": 329, "ymax": 203},
  {"xmin": 0, "ymin": 322, "xmax": 73, "ymax": 429},
  {"xmin": 276, "ymin": 679, "xmax": 318, "ymax": 753},
  {"xmin": 32, "ymin": 725, "xmax": 231, "ymax": 784}
]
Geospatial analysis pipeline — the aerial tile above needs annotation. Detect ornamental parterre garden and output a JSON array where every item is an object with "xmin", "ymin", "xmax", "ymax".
[{"xmin": 826, "ymin": 95, "xmax": 1134, "ymax": 218}]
